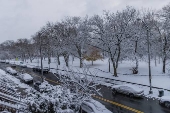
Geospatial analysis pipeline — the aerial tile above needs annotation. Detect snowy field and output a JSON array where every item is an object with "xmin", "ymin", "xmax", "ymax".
[{"xmin": 9, "ymin": 57, "xmax": 170, "ymax": 98}]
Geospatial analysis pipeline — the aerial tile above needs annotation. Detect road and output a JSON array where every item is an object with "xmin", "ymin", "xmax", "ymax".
[{"xmin": 0, "ymin": 62, "xmax": 170, "ymax": 113}]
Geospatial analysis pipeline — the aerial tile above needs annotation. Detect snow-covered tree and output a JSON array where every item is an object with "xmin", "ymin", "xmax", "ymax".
[
  {"xmin": 25, "ymin": 69, "xmax": 100, "ymax": 113},
  {"xmin": 90, "ymin": 7, "xmax": 138, "ymax": 76}
]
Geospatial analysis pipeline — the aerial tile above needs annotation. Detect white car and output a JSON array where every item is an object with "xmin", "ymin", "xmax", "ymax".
[
  {"xmin": 19, "ymin": 73, "xmax": 33, "ymax": 83},
  {"xmin": 111, "ymin": 84, "xmax": 144, "ymax": 98},
  {"xmin": 159, "ymin": 96, "xmax": 170, "ymax": 108},
  {"xmin": 5, "ymin": 60, "xmax": 10, "ymax": 64},
  {"xmin": 81, "ymin": 99, "xmax": 112, "ymax": 113},
  {"xmin": 19, "ymin": 62, "xmax": 27, "ymax": 68},
  {"xmin": 6, "ymin": 67, "xmax": 17, "ymax": 75}
]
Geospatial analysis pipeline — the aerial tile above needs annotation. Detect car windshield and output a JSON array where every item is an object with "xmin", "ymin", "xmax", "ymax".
[{"xmin": 36, "ymin": 82, "xmax": 41, "ymax": 85}]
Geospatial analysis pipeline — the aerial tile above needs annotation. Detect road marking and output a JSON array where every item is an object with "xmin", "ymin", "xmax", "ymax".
[
  {"xmin": 25, "ymin": 71, "xmax": 144, "ymax": 113},
  {"xmin": 45, "ymin": 78, "xmax": 60, "ymax": 84},
  {"xmin": 94, "ymin": 95, "xmax": 144, "ymax": 113}
]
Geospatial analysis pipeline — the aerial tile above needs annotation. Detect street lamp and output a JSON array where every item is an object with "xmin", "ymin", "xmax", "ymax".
[
  {"xmin": 38, "ymin": 33, "xmax": 44, "ymax": 82},
  {"xmin": 137, "ymin": 18, "xmax": 153, "ymax": 94}
]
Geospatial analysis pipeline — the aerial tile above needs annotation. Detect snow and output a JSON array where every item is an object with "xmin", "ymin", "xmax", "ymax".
[
  {"xmin": 0, "ymin": 111, "xmax": 11, "ymax": 113},
  {"xmin": 0, "ymin": 100, "xmax": 18, "ymax": 109},
  {"xmin": 20, "ymin": 73, "xmax": 33, "ymax": 80},
  {"xmin": 0, "ymin": 69, "xmax": 32, "ymax": 90},
  {"xmin": 111, "ymin": 84, "xmax": 144, "ymax": 93},
  {"xmin": 11, "ymin": 57, "xmax": 170, "ymax": 98},
  {"xmin": 82, "ymin": 99, "xmax": 112, "ymax": 113},
  {"xmin": 160, "ymin": 96, "xmax": 170, "ymax": 102},
  {"xmin": 6, "ymin": 67, "xmax": 17, "ymax": 74},
  {"xmin": 4, "ymin": 56, "xmax": 170, "ymax": 111}
]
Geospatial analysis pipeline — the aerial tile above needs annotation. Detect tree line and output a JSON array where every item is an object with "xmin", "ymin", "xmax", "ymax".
[{"xmin": 1, "ymin": 4, "xmax": 170, "ymax": 76}]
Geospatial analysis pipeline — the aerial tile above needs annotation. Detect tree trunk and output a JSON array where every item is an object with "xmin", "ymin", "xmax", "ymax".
[
  {"xmin": 64, "ymin": 54, "xmax": 69, "ymax": 67},
  {"xmin": 108, "ymin": 58, "xmax": 110, "ymax": 72},
  {"xmin": 134, "ymin": 57, "xmax": 138, "ymax": 74},
  {"xmin": 155, "ymin": 56, "xmax": 157, "ymax": 67},
  {"xmin": 113, "ymin": 66, "xmax": 118, "ymax": 77},
  {"xmin": 162, "ymin": 36, "xmax": 167, "ymax": 73},
  {"xmin": 48, "ymin": 57, "xmax": 51, "ymax": 69},
  {"xmin": 162, "ymin": 57, "xmax": 166, "ymax": 73},
  {"xmin": 57, "ymin": 55, "xmax": 60, "ymax": 65},
  {"xmin": 76, "ymin": 45, "xmax": 83, "ymax": 68},
  {"xmin": 80, "ymin": 58, "xmax": 83, "ymax": 68},
  {"xmin": 72, "ymin": 56, "xmax": 74, "ymax": 64},
  {"xmin": 134, "ymin": 40, "xmax": 138, "ymax": 74},
  {"xmin": 92, "ymin": 61, "xmax": 93, "ymax": 65},
  {"xmin": 111, "ymin": 58, "xmax": 118, "ymax": 77}
]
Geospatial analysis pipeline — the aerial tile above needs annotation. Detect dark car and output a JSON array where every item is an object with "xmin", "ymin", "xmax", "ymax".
[
  {"xmin": 33, "ymin": 66, "xmax": 49, "ymax": 73},
  {"xmin": 33, "ymin": 66, "xmax": 41, "ymax": 72},
  {"xmin": 42, "ymin": 67, "xmax": 49, "ymax": 73},
  {"xmin": 11, "ymin": 64, "xmax": 17, "ymax": 68},
  {"xmin": 5, "ymin": 60, "xmax": 10, "ymax": 64},
  {"xmin": 34, "ymin": 81, "xmax": 41, "ymax": 91},
  {"xmin": 0, "ymin": 60, "xmax": 6, "ymax": 63}
]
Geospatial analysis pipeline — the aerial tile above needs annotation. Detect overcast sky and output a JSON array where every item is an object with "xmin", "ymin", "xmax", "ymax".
[{"xmin": 0, "ymin": 0, "xmax": 169, "ymax": 43}]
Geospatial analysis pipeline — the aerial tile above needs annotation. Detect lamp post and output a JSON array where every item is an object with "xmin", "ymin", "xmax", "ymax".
[
  {"xmin": 137, "ymin": 18, "xmax": 153, "ymax": 94},
  {"xmin": 146, "ymin": 26, "xmax": 153, "ymax": 94},
  {"xmin": 38, "ymin": 33, "xmax": 44, "ymax": 82}
]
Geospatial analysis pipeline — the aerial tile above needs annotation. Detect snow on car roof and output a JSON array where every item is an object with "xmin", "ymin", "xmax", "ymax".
[
  {"xmin": 161, "ymin": 96, "xmax": 170, "ymax": 101},
  {"xmin": 83, "ymin": 99, "xmax": 112, "ymax": 113},
  {"xmin": 22, "ymin": 73, "xmax": 33, "ymax": 80},
  {"xmin": 6, "ymin": 67, "xmax": 17, "ymax": 73},
  {"xmin": 112, "ymin": 84, "xmax": 143, "ymax": 91}
]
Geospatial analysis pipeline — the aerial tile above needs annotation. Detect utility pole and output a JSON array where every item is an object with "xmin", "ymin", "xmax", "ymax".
[
  {"xmin": 39, "ymin": 33, "xmax": 44, "ymax": 82},
  {"xmin": 137, "ymin": 18, "xmax": 152, "ymax": 94},
  {"xmin": 146, "ymin": 27, "xmax": 153, "ymax": 94}
]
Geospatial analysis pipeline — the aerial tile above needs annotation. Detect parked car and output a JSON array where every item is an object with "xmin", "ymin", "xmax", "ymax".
[
  {"xmin": 81, "ymin": 99, "xmax": 112, "ymax": 113},
  {"xmin": 111, "ymin": 84, "xmax": 144, "ymax": 98},
  {"xmin": 5, "ymin": 60, "xmax": 10, "ymax": 64},
  {"xmin": 0, "ymin": 60, "xmax": 6, "ymax": 63},
  {"xmin": 19, "ymin": 61, "xmax": 27, "ymax": 68},
  {"xmin": 33, "ymin": 66, "xmax": 49, "ymax": 73},
  {"xmin": 159, "ymin": 96, "xmax": 170, "ymax": 108},
  {"xmin": 10, "ymin": 62, "xmax": 17, "ymax": 68},
  {"xmin": 42, "ymin": 67, "xmax": 49, "ymax": 73},
  {"xmin": 6, "ymin": 67, "xmax": 17, "ymax": 75},
  {"xmin": 33, "ymin": 66, "xmax": 41, "ymax": 72},
  {"xmin": 19, "ymin": 73, "xmax": 33, "ymax": 83}
]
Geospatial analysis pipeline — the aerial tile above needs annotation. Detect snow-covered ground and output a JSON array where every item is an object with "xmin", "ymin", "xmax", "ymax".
[
  {"xmin": 12, "ymin": 56, "xmax": 170, "ymax": 99},
  {"xmin": 0, "ymin": 67, "xmax": 111, "ymax": 113}
]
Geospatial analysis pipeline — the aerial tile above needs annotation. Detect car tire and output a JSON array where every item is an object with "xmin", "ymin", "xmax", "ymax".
[
  {"xmin": 112, "ymin": 89, "xmax": 117, "ymax": 95},
  {"xmin": 129, "ymin": 93, "xmax": 134, "ymax": 98},
  {"xmin": 165, "ymin": 102, "xmax": 170, "ymax": 108}
]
